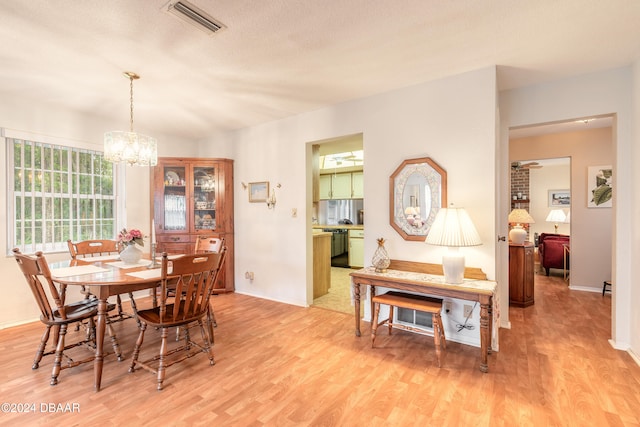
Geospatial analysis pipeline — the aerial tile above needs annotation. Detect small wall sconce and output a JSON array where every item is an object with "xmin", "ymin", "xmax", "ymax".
[
  {"xmin": 266, "ymin": 189, "xmax": 276, "ymax": 209},
  {"xmin": 266, "ymin": 183, "xmax": 281, "ymax": 209}
]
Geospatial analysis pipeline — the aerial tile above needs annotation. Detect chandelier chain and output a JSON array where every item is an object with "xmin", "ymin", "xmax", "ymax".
[
  {"xmin": 129, "ymin": 75, "xmax": 134, "ymax": 133},
  {"xmin": 103, "ymin": 71, "xmax": 157, "ymax": 167}
]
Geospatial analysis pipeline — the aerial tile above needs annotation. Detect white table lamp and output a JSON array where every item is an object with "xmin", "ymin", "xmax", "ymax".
[
  {"xmin": 546, "ymin": 209, "xmax": 567, "ymax": 233},
  {"xmin": 508, "ymin": 209, "xmax": 535, "ymax": 244},
  {"xmin": 425, "ymin": 208, "xmax": 482, "ymax": 284}
]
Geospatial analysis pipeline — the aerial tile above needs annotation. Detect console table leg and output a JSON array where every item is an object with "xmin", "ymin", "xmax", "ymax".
[
  {"xmin": 353, "ymin": 283, "xmax": 361, "ymax": 337},
  {"xmin": 479, "ymin": 300, "xmax": 490, "ymax": 373}
]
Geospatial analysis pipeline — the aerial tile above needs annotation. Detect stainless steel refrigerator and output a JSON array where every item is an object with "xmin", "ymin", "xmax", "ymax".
[{"xmin": 318, "ymin": 199, "xmax": 364, "ymax": 226}]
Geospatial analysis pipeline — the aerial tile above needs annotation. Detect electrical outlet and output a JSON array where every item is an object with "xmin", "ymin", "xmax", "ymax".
[
  {"xmin": 444, "ymin": 301, "xmax": 452, "ymax": 313},
  {"xmin": 291, "ymin": 208, "xmax": 297, "ymax": 218},
  {"xmin": 463, "ymin": 304, "xmax": 473, "ymax": 318}
]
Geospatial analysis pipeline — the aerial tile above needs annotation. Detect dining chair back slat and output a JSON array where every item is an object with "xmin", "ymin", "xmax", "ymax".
[
  {"xmin": 194, "ymin": 236, "xmax": 223, "ymax": 253},
  {"xmin": 67, "ymin": 239, "xmax": 119, "ymax": 259}
]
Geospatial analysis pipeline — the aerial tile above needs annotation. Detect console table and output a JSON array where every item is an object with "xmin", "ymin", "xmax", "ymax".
[{"xmin": 350, "ymin": 260, "xmax": 497, "ymax": 373}]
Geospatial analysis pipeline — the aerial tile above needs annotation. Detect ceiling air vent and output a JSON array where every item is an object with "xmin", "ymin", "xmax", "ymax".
[{"xmin": 164, "ymin": 0, "xmax": 225, "ymax": 35}]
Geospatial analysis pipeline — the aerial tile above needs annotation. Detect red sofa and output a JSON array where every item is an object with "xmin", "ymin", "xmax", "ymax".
[{"xmin": 538, "ymin": 233, "xmax": 570, "ymax": 276}]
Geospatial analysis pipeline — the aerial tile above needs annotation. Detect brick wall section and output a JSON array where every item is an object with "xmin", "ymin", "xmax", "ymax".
[
  {"xmin": 510, "ymin": 168, "xmax": 532, "ymax": 241},
  {"xmin": 510, "ymin": 168, "xmax": 530, "ymax": 200}
]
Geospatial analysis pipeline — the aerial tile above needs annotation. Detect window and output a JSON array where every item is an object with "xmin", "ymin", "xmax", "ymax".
[{"xmin": 7, "ymin": 135, "xmax": 118, "ymax": 254}]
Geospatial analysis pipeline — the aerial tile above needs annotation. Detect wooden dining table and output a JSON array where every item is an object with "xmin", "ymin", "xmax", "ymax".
[{"xmin": 50, "ymin": 255, "xmax": 163, "ymax": 391}]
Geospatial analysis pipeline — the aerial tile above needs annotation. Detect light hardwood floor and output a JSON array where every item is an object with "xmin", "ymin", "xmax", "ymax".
[{"xmin": 1, "ymin": 273, "xmax": 639, "ymax": 426}]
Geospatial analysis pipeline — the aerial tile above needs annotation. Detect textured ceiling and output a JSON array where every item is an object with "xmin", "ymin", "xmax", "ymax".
[{"xmin": 1, "ymin": 0, "xmax": 639, "ymax": 141}]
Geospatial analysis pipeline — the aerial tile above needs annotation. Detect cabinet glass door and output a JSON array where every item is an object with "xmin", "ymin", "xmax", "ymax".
[
  {"xmin": 193, "ymin": 165, "xmax": 216, "ymax": 231},
  {"xmin": 162, "ymin": 166, "xmax": 187, "ymax": 231}
]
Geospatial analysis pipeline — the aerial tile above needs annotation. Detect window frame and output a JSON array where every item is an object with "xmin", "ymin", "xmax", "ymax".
[{"xmin": 4, "ymin": 129, "xmax": 121, "ymax": 255}]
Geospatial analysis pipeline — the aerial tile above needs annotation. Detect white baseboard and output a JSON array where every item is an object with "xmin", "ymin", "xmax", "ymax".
[{"xmin": 627, "ymin": 347, "xmax": 640, "ymax": 367}]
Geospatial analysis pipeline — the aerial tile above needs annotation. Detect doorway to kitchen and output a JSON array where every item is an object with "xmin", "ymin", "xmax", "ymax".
[{"xmin": 309, "ymin": 133, "xmax": 363, "ymax": 314}]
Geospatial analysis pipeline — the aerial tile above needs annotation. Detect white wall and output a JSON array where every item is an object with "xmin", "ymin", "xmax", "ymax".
[
  {"xmin": 631, "ymin": 60, "xmax": 640, "ymax": 360},
  {"xmin": 0, "ymin": 97, "xmax": 201, "ymax": 328},
  {"xmin": 500, "ymin": 66, "xmax": 637, "ymax": 356},
  {"xmin": 226, "ymin": 67, "xmax": 498, "ymax": 346},
  {"xmin": 511, "ymin": 128, "xmax": 613, "ymax": 290},
  {"xmin": 528, "ymin": 163, "xmax": 571, "ymax": 237}
]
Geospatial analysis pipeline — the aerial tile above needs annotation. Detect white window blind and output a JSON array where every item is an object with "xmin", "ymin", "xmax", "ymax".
[{"xmin": 7, "ymin": 133, "xmax": 118, "ymax": 254}]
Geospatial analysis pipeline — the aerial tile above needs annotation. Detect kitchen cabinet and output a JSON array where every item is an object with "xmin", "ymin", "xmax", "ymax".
[
  {"xmin": 151, "ymin": 157, "xmax": 234, "ymax": 292},
  {"xmin": 349, "ymin": 229, "xmax": 364, "ymax": 268},
  {"xmin": 319, "ymin": 172, "xmax": 363, "ymax": 199},
  {"xmin": 509, "ymin": 242, "xmax": 534, "ymax": 307},
  {"xmin": 352, "ymin": 171, "xmax": 364, "ymax": 198},
  {"xmin": 319, "ymin": 175, "xmax": 332, "ymax": 199},
  {"xmin": 332, "ymin": 173, "xmax": 352, "ymax": 199}
]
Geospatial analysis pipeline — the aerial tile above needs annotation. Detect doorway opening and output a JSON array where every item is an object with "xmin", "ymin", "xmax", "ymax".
[
  {"xmin": 507, "ymin": 115, "xmax": 613, "ymax": 315},
  {"xmin": 308, "ymin": 133, "xmax": 363, "ymax": 315}
]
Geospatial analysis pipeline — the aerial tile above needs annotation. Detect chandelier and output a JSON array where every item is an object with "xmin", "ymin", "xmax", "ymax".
[{"xmin": 104, "ymin": 72, "xmax": 158, "ymax": 166}]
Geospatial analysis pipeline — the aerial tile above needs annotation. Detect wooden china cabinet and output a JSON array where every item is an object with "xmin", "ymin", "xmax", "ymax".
[{"xmin": 151, "ymin": 157, "xmax": 234, "ymax": 292}]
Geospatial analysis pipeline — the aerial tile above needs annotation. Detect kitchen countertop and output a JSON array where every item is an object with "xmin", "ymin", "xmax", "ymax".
[{"xmin": 312, "ymin": 224, "xmax": 364, "ymax": 230}]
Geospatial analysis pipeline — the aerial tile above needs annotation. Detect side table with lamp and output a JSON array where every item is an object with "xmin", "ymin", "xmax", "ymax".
[{"xmin": 508, "ymin": 209, "xmax": 535, "ymax": 307}]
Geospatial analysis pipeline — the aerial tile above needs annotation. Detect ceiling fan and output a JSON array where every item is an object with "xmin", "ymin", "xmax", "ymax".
[
  {"xmin": 330, "ymin": 152, "xmax": 360, "ymax": 165},
  {"xmin": 511, "ymin": 161, "xmax": 542, "ymax": 170}
]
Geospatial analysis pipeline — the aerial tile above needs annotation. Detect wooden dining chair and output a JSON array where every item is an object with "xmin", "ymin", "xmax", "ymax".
[
  {"xmin": 12, "ymin": 248, "xmax": 122, "ymax": 385},
  {"xmin": 67, "ymin": 239, "xmax": 138, "ymax": 324},
  {"xmin": 129, "ymin": 249, "xmax": 226, "ymax": 390},
  {"xmin": 194, "ymin": 236, "xmax": 225, "ymax": 331}
]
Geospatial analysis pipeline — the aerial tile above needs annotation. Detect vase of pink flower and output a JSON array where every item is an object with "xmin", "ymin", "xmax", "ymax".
[{"xmin": 118, "ymin": 228, "xmax": 144, "ymax": 264}]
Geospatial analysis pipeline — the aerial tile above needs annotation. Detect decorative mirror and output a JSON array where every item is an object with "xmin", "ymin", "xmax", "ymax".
[{"xmin": 389, "ymin": 157, "xmax": 447, "ymax": 241}]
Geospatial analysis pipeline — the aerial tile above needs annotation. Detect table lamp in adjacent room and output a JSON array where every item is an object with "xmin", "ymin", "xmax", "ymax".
[
  {"xmin": 425, "ymin": 207, "xmax": 482, "ymax": 284},
  {"xmin": 508, "ymin": 208, "xmax": 535, "ymax": 244},
  {"xmin": 546, "ymin": 209, "xmax": 567, "ymax": 233}
]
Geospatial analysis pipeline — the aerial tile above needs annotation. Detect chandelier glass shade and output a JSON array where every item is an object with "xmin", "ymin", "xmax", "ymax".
[
  {"xmin": 104, "ymin": 131, "xmax": 157, "ymax": 166},
  {"xmin": 104, "ymin": 72, "xmax": 157, "ymax": 166}
]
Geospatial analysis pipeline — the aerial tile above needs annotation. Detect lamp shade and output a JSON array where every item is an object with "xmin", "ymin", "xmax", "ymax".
[
  {"xmin": 508, "ymin": 208, "xmax": 535, "ymax": 244},
  {"xmin": 425, "ymin": 208, "xmax": 482, "ymax": 247},
  {"xmin": 404, "ymin": 206, "xmax": 417, "ymax": 216},
  {"xmin": 546, "ymin": 209, "xmax": 567, "ymax": 233},
  {"xmin": 508, "ymin": 209, "xmax": 535, "ymax": 225},
  {"xmin": 545, "ymin": 209, "xmax": 567, "ymax": 223},
  {"xmin": 425, "ymin": 208, "xmax": 482, "ymax": 284}
]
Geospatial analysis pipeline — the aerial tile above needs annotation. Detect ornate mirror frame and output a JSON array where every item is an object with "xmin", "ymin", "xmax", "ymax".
[{"xmin": 389, "ymin": 157, "xmax": 447, "ymax": 241}]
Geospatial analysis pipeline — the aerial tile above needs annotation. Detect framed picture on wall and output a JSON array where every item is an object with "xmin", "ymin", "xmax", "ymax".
[
  {"xmin": 587, "ymin": 165, "xmax": 612, "ymax": 208},
  {"xmin": 248, "ymin": 181, "xmax": 269, "ymax": 203},
  {"xmin": 548, "ymin": 189, "xmax": 570, "ymax": 207}
]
